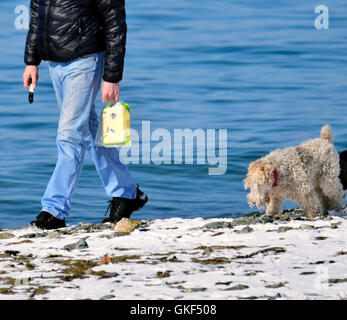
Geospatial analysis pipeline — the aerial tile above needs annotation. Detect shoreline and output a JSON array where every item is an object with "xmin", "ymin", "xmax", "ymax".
[{"xmin": 0, "ymin": 208, "xmax": 346, "ymax": 300}]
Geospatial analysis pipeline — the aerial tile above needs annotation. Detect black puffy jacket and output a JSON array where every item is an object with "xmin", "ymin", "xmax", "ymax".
[{"xmin": 24, "ymin": 0, "xmax": 127, "ymax": 83}]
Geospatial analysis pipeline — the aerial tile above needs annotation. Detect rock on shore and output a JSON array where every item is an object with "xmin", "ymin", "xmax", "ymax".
[{"xmin": 0, "ymin": 210, "xmax": 346, "ymax": 300}]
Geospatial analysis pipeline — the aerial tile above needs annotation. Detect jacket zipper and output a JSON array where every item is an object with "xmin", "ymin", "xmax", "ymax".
[{"xmin": 44, "ymin": 0, "xmax": 52, "ymax": 58}]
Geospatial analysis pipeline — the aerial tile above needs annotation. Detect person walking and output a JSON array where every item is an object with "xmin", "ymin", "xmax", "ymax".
[{"xmin": 22, "ymin": 0, "xmax": 147, "ymax": 230}]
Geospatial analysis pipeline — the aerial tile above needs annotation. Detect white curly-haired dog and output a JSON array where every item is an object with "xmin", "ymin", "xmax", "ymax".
[{"xmin": 244, "ymin": 125, "xmax": 344, "ymax": 218}]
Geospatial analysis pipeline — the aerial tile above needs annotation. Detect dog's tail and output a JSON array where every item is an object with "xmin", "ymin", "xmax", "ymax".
[{"xmin": 320, "ymin": 124, "xmax": 333, "ymax": 143}]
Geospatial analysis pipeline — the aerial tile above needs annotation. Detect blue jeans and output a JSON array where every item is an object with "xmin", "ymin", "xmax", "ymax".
[{"xmin": 42, "ymin": 51, "xmax": 136, "ymax": 220}]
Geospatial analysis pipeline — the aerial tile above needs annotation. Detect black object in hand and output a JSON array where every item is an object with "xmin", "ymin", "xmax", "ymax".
[{"xmin": 28, "ymin": 84, "xmax": 34, "ymax": 104}]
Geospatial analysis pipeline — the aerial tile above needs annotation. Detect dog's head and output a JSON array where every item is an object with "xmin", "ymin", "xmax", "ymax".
[{"xmin": 244, "ymin": 159, "xmax": 277, "ymax": 208}]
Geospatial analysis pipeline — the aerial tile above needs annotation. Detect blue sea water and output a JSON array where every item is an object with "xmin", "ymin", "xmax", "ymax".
[{"xmin": 0, "ymin": 1, "xmax": 347, "ymax": 228}]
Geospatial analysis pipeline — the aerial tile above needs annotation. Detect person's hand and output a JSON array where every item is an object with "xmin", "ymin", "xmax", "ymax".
[
  {"xmin": 101, "ymin": 81, "xmax": 119, "ymax": 103},
  {"xmin": 23, "ymin": 65, "xmax": 38, "ymax": 89}
]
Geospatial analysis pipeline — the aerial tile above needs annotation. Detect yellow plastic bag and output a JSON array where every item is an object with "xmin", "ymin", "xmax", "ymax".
[{"xmin": 95, "ymin": 100, "xmax": 131, "ymax": 148}]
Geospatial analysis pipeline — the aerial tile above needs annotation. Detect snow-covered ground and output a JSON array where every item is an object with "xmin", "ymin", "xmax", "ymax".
[{"xmin": 0, "ymin": 210, "xmax": 346, "ymax": 300}]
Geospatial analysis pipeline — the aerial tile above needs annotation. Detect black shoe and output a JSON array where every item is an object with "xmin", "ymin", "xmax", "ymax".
[
  {"xmin": 30, "ymin": 211, "xmax": 66, "ymax": 230},
  {"xmin": 102, "ymin": 186, "xmax": 148, "ymax": 224}
]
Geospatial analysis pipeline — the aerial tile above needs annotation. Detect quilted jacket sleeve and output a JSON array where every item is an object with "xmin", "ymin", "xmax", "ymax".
[
  {"xmin": 96, "ymin": 0, "xmax": 127, "ymax": 83},
  {"xmin": 24, "ymin": 0, "xmax": 41, "ymax": 66}
]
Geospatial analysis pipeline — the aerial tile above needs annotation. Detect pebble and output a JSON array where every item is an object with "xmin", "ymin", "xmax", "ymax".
[
  {"xmin": 21, "ymin": 232, "xmax": 47, "ymax": 238},
  {"xmin": 300, "ymin": 224, "xmax": 314, "ymax": 230},
  {"xmin": 265, "ymin": 282, "xmax": 285, "ymax": 288},
  {"xmin": 85, "ymin": 268, "xmax": 93, "ymax": 275},
  {"xmin": 4, "ymin": 264, "xmax": 15, "ymax": 268},
  {"xmin": 315, "ymin": 236, "xmax": 327, "ymax": 241},
  {"xmin": 26, "ymin": 262, "xmax": 36, "ymax": 270},
  {"xmin": 277, "ymin": 226, "xmax": 293, "ymax": 233},
  {"xmin": 256, "ymin": 216, "xmax": 273, "ymax": 224},
  {"xmin": 4, "ymin": 250, "xmax": 19, "ymax": 256},
  {"xmin": 203, "ymin": 247, "xmax": 213, "ymax": 256},
  {"xmin": 202, "ymin": 221, "xmax": 234, "ymax": 229},
  {"xmin": 225, "ymin": 284, "xmax": 249, "ymax": 291},
  {"xmin": 99, "ymin": 295, "xmax": 116, "ymax": 300},
  {"xmin": 235, "ymin": 226, "xmax": 253, "ymax": 234},
  {"xmin": 330, "ymin": 223, "xmax": 340, "ymax": 229},
  {"xmin": 114, "ymin": 232, "xmax": 130, "ymax": 237},
  {"xmin": 114, "ymin": 218, "xmax": 143, "ymax": 233},
  {"xmin": 46, "ymin": 231, "xmax": 60, "ymax": 239},
  {"xmin": 231, "ymin": 217, "xmax": 253, "ymax": 226},
  {"xmin": 63, "ymin": 237, "xmax": 89, "ymax": 250},
  {"xmin": 0, "ymin": 233, "xmax": 15, "ymax": 239},
  {"xmin": 300, "ymin": 271, "xmax": 316, "ymax": 275},
  {"xmin": 328, "ymin": 278, "xmax": 347, "ymax": 284},
  {"xmin": 321, "ymin": 216, "xmax": 332, "ymax": 221},
  {"xmin": 185, "ymin": 287, "xmax": 207, "ymax": 292}
]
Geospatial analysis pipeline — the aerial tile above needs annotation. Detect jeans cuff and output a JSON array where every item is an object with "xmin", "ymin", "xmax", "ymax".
[{"xmin": 110, "ymin": 185, "xmax": 137, "ymax": 199}]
